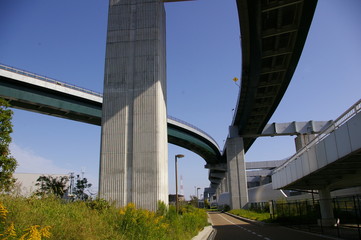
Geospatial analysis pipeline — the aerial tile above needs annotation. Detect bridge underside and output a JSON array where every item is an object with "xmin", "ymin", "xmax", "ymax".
[
  {"xmin": 207, "ymin": 0, "xmax": 318, "ymax": 192},
  {"xmin": 272, "ymin": 106, "xmax": 361, "ymax": 192},
  {"xmin": 0, "ymin": 76, "xmax": 102, "ymax": 125},
  {"xmin": 281, "ymin": 149, "xmax": 361, "ymax": 191},
  {"xmin": 233, "ymin": 0, "xmax": 318, "ymax": 151}
]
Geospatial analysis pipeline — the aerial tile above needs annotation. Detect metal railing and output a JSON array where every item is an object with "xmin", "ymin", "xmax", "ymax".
[
  {"xmin": 274, "ymin": 98, "xmax": 361, "ymax": 173},
  {"xmin": 0, "ymin": 63, "xmax": 102, "ymax": 97},
  {"xmin": 168, "ymin": 115, "xmax": 220, "ymax": 150}
]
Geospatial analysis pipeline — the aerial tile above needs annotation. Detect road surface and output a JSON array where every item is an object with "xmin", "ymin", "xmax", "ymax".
[{"xmin": 208, "ymin": 212, "xmax": 334, "ymax": 240}]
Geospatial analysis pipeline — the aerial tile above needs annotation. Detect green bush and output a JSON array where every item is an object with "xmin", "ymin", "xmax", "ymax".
[{"xmin": 0, "ymin": 195, "xmax": 209, "ymax": 240}]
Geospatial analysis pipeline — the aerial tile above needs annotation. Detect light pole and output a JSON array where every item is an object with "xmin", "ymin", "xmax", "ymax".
[
  {"xmin": 175, "ymin": 154, "xmax": 184, "ymax": 214},
  {"xmin": 196, "ymin": 187, "xmax": 201, "ymax": 208}
]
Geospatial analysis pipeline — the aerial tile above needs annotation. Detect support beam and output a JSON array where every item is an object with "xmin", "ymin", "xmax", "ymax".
[
  {"xmin": 295, "ymin": 133, "xmax": 316, "ymax": 151},
  {"xmin": 241, "ymin": 121, "xmax": 333, "ymax": 137},
  {"xmin": 205, "ymin": 163, "xmax": 227, "ymax": 171},
  {"xmin": 209, "ymin": 172, "xmax": 226, "ymax": 179},
  {"xmin": 221, "ymin": 177, "xmax": 229, "ymax": 193},
  {"xmin": 99, "ymin": 0, "xmax": 168, "ymax": 211},
  {"xmin": 318, "ymin": 187, "xmax": 336, "ymax": 226},
  {"xmin": 226, "ymin": 134, "xmax": 248, "ymax": 209}
]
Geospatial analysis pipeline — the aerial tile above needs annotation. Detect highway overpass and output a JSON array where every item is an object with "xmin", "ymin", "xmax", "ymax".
[
  {"xmin": 272, "ymin": 99, "xmax": 361, "ymax": 191},
  {"xmin": 0, "ymin": 64, "xmax": 221, "ymax": 164}
]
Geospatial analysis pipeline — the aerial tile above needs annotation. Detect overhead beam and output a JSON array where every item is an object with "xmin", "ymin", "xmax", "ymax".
[{"xmin": 241, "ymin": 121, "xmax": 333, "ymax": 137}]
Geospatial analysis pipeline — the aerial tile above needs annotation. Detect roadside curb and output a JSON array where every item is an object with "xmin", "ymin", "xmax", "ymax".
[
  {"xmin": 224, "ymin": 212, "xmax": 267, "ymax": 226},
  {"xmin": 191, "ymin": 226, "xmax": 214, "ymax": 240}
]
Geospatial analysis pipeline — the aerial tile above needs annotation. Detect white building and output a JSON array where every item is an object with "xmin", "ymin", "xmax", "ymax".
[{"xmin": 13, "ymin": 173, "xmax": 69, "ymax": 197}]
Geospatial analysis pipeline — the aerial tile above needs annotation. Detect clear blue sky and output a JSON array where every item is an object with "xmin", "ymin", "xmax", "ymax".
[{"xmin": 0, "ymin": 0, "xmax": 360, "ymax": 200}]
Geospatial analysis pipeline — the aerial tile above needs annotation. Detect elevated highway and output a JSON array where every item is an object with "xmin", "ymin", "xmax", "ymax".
[
  {"xmin": 232, "ymin": 0, "xmax": 318, "ymax": 150},
  {"xmin": 272, "ymin": 99, "xmax": 361, "ymax": 191},
  {"xmin": 206, "ymin": 0, "xmax": 318, "ymax": 190},
  {"xmin": 0, "ymin": 64, "xmax": 221, "ymax": 164}
]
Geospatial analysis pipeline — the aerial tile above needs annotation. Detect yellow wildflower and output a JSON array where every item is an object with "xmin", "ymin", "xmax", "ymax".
[
  {"xmin": 119, "ymin": 208, "xmax": 125, "ymax": 215},
  {"xmin": 0, "ymin": 202, "xmax": 8, "ymax": 221},
  {"xmin": 39, "ymin": 226, "xmax": 51, "ymax": 239},
  {"xmin": 19, "ymin": 225, "xmax": 52, "ymax": 240},
  {"xmin": 126, "ymin": 202, "xmax": 136, "ymax": 209},
  {"xmin": 2, "ymin": 222, "xmax": 17, "ymax": 238}
]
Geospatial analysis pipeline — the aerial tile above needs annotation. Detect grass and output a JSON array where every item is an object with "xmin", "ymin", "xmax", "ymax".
[
  {"xmin": 228, "ymin": 209, "xmax": 272, "ymax": 222},
  {"xmin": 0, "ymin": 195, "xmax": 209, "ymax": 240}
]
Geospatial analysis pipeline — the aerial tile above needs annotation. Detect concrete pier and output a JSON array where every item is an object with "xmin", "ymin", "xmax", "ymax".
[
  {"xmin": 99, "ymin": 0, "xmax": 168, "ymax": 210},
  {"xmin": 226, "ymin": 131, "xmax": 248, "ymax": 209},
  {"xmin": 319, "ymin": 188, "xmax": 336, "ymax": 226}
]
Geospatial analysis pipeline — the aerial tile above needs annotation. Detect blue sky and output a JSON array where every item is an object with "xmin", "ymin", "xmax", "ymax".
[{"xmin": 1, "ymin": 0, "xmax": 360, "ymax": 199}]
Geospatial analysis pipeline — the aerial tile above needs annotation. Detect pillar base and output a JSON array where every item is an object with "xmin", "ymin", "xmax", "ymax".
[{"xmin": 318, "ymin": 218, "xmax": 337, "ymax": 227}]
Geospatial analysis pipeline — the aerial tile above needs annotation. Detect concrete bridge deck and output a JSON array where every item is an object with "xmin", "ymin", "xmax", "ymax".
[
  {"xmin": 0, "ymin": 63, "xmax": 221, "ymax": 164},
  {"xmin": 272, "ymin": 99, "xmax": 361, "ymax": 191}
]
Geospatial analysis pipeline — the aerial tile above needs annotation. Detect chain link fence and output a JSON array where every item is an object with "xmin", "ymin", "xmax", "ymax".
[{"xmin": 250, "ymin": 195, "xmax": 361, "ymax": 239}]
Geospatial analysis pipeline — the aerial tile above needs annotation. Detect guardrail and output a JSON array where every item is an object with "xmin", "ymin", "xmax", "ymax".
[
  {"xmin": 0, "ymin": 63, "xmax": 102, "ymax": 97},
  {"xmin": 273, "ymin": 98, "xmax": 361, "ymax": 174},
  {"xmin": 168, "ymin": 115, "xmax": 220, "ymax": 150}
]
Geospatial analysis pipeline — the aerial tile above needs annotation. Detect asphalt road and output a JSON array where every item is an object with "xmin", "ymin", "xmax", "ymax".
[{"xmin": 208, "ymin": 212, "xmax": 334, "ymax": 240}]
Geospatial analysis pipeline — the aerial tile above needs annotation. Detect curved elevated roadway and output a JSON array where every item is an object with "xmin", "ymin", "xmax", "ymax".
[
  {"xmin": 0, "ymin": 64, "xmax": 221, "ymax": 164},
  {"xmin": 233, "ymin": 0, "xmax": 317, "ymax": 151},
  {"xmin": 207, "ymin": 0, "xmax": 318, "ymax": 189}
]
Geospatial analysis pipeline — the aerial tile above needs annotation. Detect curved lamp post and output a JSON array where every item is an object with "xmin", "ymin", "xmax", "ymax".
[{"xmin": 175, "ymin": 154, "xmax": 184, "ymax": 213}]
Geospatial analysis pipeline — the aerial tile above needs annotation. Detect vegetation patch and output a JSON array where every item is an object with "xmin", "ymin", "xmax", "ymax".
[
  {"xmin": 0, "ymin": 195, "xmax": 208, "ymax": 240},
  {"xmin": 228, "ymin": 209, "xmax": 272, "ymax": 222}
]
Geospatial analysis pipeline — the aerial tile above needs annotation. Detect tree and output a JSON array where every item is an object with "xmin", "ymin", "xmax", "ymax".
[
  {"xmin": 35, "ymin": 175, "xmax": 69, "ymax": 198},
  {"xmin": 74, "ymin": 177, "xmax": 92, "ymax": 200},
  {"xmin": 0, "ymin": 98, "xmax": 17, "ymax": 192},
  {"xmin": 189, "ymin": 195, "xmax": 199, "ymax": 207}
]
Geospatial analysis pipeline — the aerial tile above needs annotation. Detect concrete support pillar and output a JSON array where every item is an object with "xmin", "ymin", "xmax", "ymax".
[
  {"xmin": 226, "ymin": 135, "xmax": 248, "ymax": 209},
  {"xmin": 319, "ymin": 187, "xmax": 335, "ymax": 226},
  {"xmin": 216, "ymin": 187, "xmax": 221, "ymax": 202},
  {"xmin": 295, "ymin": 134, "xmax": 316, "ymax": 151},
  {"xmin": 99, "ymin": 0, "xmax": 168, "ymax": 211},
  {"xmin": 222, "ymin": 175, "xmax": 229, "ymax": 193}
]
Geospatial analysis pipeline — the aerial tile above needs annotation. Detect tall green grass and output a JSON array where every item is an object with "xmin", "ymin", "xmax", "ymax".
[
  {"xmin": 0, "ymin": 195, "xmax": 208, "ymax": 240},
  {"xmin": 228, "ymin": 209, "xmax": 272, "ymax": 222}
]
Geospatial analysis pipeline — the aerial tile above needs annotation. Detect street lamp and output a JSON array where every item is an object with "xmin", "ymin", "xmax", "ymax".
[
  {"xmin": 175, "ymin": 154, "xmax": 184, "ymax": 214},
  {"xmin": 196, "ymin": 187, "xmax": 201, "ymax": 208}
]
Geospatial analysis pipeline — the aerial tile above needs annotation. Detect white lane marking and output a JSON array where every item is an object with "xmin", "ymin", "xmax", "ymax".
[{"xmin": 217, "ymin": 214, "xmax": 271, "ymax": 240}]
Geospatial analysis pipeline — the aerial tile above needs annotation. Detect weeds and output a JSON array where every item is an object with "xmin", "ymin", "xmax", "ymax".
[
  {"xmin": 228, "ymin": 208, "xmax": 272, "ymax": 222},
  {"xmin": 0, "ymin": 201, "xmax": 52, "ymax": 240},
  {"xmin": 0, "ymin": 195, "xmax": 208, "ymax": 240}
]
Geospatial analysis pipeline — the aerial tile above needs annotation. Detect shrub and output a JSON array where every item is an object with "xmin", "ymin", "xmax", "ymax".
[{"xmin": 0, "ymin": 196, "xmax": 209, "ymax": 240}]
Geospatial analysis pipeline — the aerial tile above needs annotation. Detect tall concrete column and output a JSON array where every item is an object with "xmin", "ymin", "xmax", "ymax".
[
  {"xmin": 99, "ymin": 0, "xmax": 168, "ymax": 210},
  {"xmin": 222, "ymin": 175, "xmax": 229, "ymax": 193},
  {"xmin": 226, "ymin": 132, "xmax": 248, "ymax": 209},
  {"xmin": 215, "ymin": 187, "xmax": 221, "ymax": 202},
  {"xmin": 319, "ymin": 187, "xmax": 335, "ymax": 226},
  {"xmin": 219, "ymin": 177, "xmax": 226, "ymax": 193},
  {"xmin": 295, "ymin": 134, "xmax": 316, "ymax": 151}
]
